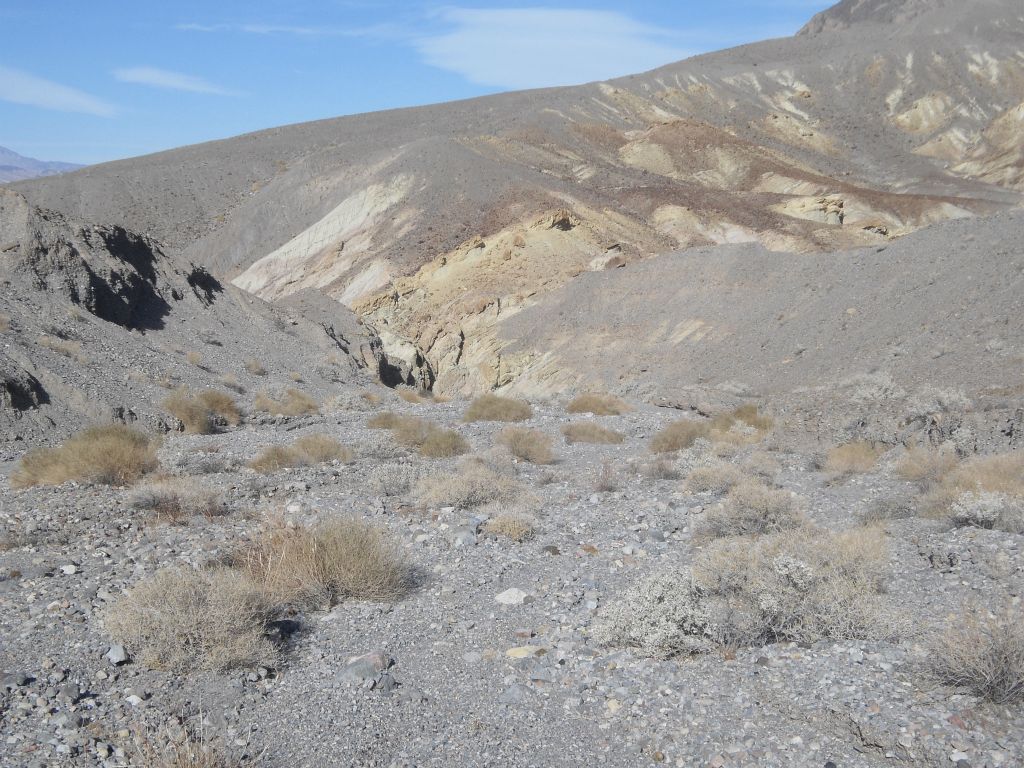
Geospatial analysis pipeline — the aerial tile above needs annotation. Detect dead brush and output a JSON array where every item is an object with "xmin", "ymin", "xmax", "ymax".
[
  {"xmin": 235, "ymin": 519, "xmax": 409, "ymax": 608},
  {"xmin": 928, "ymin": 609, "xmax": 1024, "ymax": 704},
  {"xmin": 252, "ymin": 388, "xmax": 319, "ymax": 417},
  {"xmin": 128, "ymin": 477, "xmax": 225, "ymax": 523},
  {"xmin": 368, "ymin": 412, "xmax": 468, "ymax": 458},
  {"xmin": 684, "ymin": 462, "xmax": 745, "ymax": 495},
  {"xmin": 566, "ymin": 393, "xmax": 630, "ymax": 416},
  {"xmin": 920, "ymin": 452, "xmax": 1024, "ymax": 522},
  {"xmin": 129, "ymin": 720, "xmax": 240, "ymax": 768},
  {"xmin": 163, "ymin": 389, "xmax": 241, "ymax": 434},
  {"xmin": 12, "ymin": 424, "xmax": 159, "ymax": 488},
  {"xmin": 244, "ymin": 359, "xmax": 267, "ymax": 376},
  {"xmin": 483, "ymin": 513, "xmax": 535, "ymax": 542},
  {"xmin": 104, "ymin": 567, "xmax": 278, "ymax": 672},
  {"xmin": 825, "ymin": 441, "xmax": 884, "ymax": 475},
  {"xmin": 650, "ymin": 419, "xmax": 710, "ymax": 454},
  {"xmin": 464, "ymin": 393, "xmax": 532, "ymax": 422},
  {"xmin": 249, "ymin": 434, "xmax": 353, "ymax": 473},
  {"xmin": 895, "ymin": 444, "xmax": 959, "ymax": 487},
  {"xmin": 594, "ymin": 461, "xmax": 619, "ymax": 492},
  {"xmin": 699, "ymin": 479, "xmax": 804, "ymax": 538},
  {"xmin": 562, "ymin": 422, "xmax": 625, "ymax": 445},
  {"xmin": 38, "ymin": 334, "xmax": 87, "ymax": 363},
  {"xmin": 415, "ymin": 458, "xmax": 523, "ymax": 508},
  {"xmin": 497, "ymin": 427, "xmax": 555, "ymax": 464}
]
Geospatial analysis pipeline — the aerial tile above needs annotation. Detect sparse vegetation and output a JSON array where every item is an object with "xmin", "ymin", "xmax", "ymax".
[
  {"xmin": 699, "ymin": 479, "xmax": 804, "ymax": 538},
  {"xmin": 895, "ymin": 445, "xmax": 959, "ymax": 486},
  {"xmin": 218, "ymin": 374, "xmax": 245, "ymax": 394},
  {"xmin": 684, "ymin": 462, "xmax": 745, "ymax": 494},
  {"xmin": 38, "ymin": 334, "xmax": 86, "ymax": 363},
  {"xmin": 368, "ymin": 412, "xmax": 468, "ymax": 458},
  {"xmin": 0, "ymin": 314, "xmax": 10, "ymax": 332},
  {"xmin": 289, "ymin": 371, "xmax": 304, "ymax": 382},
  {"xmin": 245, "ymin": 359, "xmax": 267, "ymax": 376},
  {"xmin": 128, "ymin": 478, "xmax": 224, "ymax": 522},
  {"xmin": 252, "ymin": 388, "xmax": 319, "ymax": 417},
  {"xmin": 164, "ymin": 389, "xmax": 241, "ymax": 434},
  {"xmin": 567, "ymin": 393, "xmax": 630, "ymax": 416},
  {"xmin": 928, "ymin": 609, "xmax": 1024, "ymax": 704},
  {"xmin": 825, "ymin": 441, "xmax": 884, "ymax": 474},
  {"xmin": 483, "ymin": 513, "xmax": 534, "ymax": 542},
  {"xmin": 396, "ymin": 386, "xmax": 433, "ymax": 404},
  {"xmin": 497, "ymin": 427, "xmax": 555, "ymax": 464},
  {"xmin": 12, "ymin": 425, "xmax": 159, "ymax": 488},
  {"xmin": 594, "ymin": 461, "xmax": 619, "ymax": 492},
  {"xmin": 650, "ymin": 419, "xmax": 710, "ymax": 454},
  {"xmin": 185, "ymin": 351, "xmax": 203, "ymax": 367},
  {"xmin": 640, "ymin": 458, "xmax": 681, "ymax": 481},
  {"xmin": 249, "ymin": 433, "xmax": 353, "ymax": 473},
  {"xmin": 598, "ymin": 525, "xmax": 891, "ymax": 656},
  {"xmin": 562, "ymin": 422, "xmax": 624, "ymax": 445},
  {"xmin": 415, "ymin": 459, "xmax": 522, "ymax": 508},
  {"xmin": 920, "ymin": 452, "xmax": 1024, "ymax": 528},
  {"xmin": 236, "ymin": 519, "xmax": 409, "ymax": 608},
  {"xmin": 105, "ymin": 567, "xmax": 278, "ymax": 672},
  {"xmin": 464, "ymin": 394, "xmax": 532, "ymax": 422}
]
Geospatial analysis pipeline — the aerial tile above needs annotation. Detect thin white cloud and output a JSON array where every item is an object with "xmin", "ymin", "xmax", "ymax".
[
  {"xmin": 0, "ymin": 65, "xmax": 116, "ymax": 116},
  {"xmin": 415, "ymin": 8, "xmax": 690, "ymax": 89},
  {"xmin": 113, "ymin": 66, "xmax": 232, "ymax": 95},
  {"xmin": 176, "ymin": 21, "xmax": 399, "ymax": 39}
]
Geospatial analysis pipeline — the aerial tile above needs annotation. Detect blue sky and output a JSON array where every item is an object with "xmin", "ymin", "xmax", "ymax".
[{"xmin": 0, "ymin": 1, "xmax": 833, "ymax": 165}]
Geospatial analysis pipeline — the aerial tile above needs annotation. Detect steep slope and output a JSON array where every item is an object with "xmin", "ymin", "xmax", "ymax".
[
  {"xmin": 0, "ymin": 146, "xmax": 82, "ymax": 183},
  {"xmin": 0, "ymin": 190, "xmax": 383, "ymax": 443},
  {"xmin": 8, "ymin": 0, "xmax": 1024, "ymax": 395}
]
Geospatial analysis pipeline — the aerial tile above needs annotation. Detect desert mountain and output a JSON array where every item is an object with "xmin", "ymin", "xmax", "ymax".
[
  {"xmin": 4, "ymin": 0, "xmax": 1024, "ymax": 417},
  {"xmin": 0, "ymin": 146, "xmax": 82, "ymax": 184}
]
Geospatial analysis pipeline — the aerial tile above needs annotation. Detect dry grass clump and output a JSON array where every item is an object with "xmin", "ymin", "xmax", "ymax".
[
  {"xmin": 104, "ymin": 567, "xmax": 277, "ymax": 672},
  {"xmin": 640, "ymin": 458, "xmax": 681, "ymax": 481},
  {"xmin": 928, "ymin": 609, "xmax": 1024, "ymax": 705},
  {"xmin": 185, "ymin": 351, "xmax": 203, "ymax": 367},
  {"xmin": 236, "ymin": 519, "xmax": 408, "ymax": 608},
  {"xmin": 244, "ymin": 359, "xmax": 267, "ymax": 376},
  {"xmin": 164, "ymin": 389, "xmax": 241, "ymax": 434},
  {"xmin": 464, "ymin": 394, "xmax": 532, "ymax": 422},
  {"xmin": 567, "ymin": 393, "xmax": 630, "ymax": 416},
  {"xmin": 0, "ymin": 314, "xmax": 10, "ymax": 333},
  {"xmin": 594, "ymin": 461, "xmax": 619, "ymax": 492},
  {"xmin": 562, "ymin": 422, "xmax": 625, "ymax": 445},
  {"xmin": 131, "ymin": 724, "xmax": 238, "ymax": 768},
  {"xmin": 920, "ymin": 452, "xmax": 1024, "ymax": 527},
  {"xmin": 396, "ymin": 386, "xmax": 434, "ymax": 404},
  {"xmin": 597, "ymin": 525, "xmax": 890, "ymax": 657},
  {"xmin": 699, "ymin": 479, "xmax": 804, "ymax": 538},
  {"xmin": 12, "ymin": 425, "xmax": 158, "ymax": 488},
  {"xmin": 415, "ymin": 459, "xmax": 522, "ymax": 508},
  {"xmin": 218, "ymin": 374, "xmax": 245, "ymax": 394},
  {"xmin": 497, "ymin": 427, "xmax": 555, "ymax": 464},
  {"xmin": 684, "ymin": 462, "xmax": 745, "ymax": 495},
  {"xmin": 38, "ymin": 334, "xmax": 86, "ymax": 363},
  {"xmin": 252, "ymin": 388, "xmax": 319, "ymax": 417},
  {"xmin": 650, "ymin": 419, "xmax": 710, "ymax": 454},
  {"xmin": 249, "ymin": 434, "xmax": 353, "ymax": 473},
  {"xmin": 744, "ymin": 451, "xmax": 781, "ymax": 479},
  {"xmin": 895, "ymin": 445, "xmax": 959, "ymax": 486},
  {"xmin": 825, "ymin": 441, "xmax": 884, "ymax": 474},
  {"xmin": 483, "ymin": 513, "xmax": 534, "ymax": 542},
  {"xmin": 705, "ymin": 405, "xmax": 774, "ymax": 448},
  {"xmin": 368, "ymin": 412, "xmax": 468, "ymax": 458},
  {"xmin": 128, "ymin": 478, "xmax": 224, "ymax": 522},
  {"xmin": 361, "ymin": 390, "xmax": 383, "ymax": 406}
]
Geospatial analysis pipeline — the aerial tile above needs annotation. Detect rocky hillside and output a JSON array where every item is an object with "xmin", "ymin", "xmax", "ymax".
[{"xmin": 8, "ymin": 0, "xmax": 1023, "ymax": 398}]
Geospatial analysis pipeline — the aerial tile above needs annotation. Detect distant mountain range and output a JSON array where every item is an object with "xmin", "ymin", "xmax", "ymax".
[{"xmin": 0, "ymin": 146, "xmax": 82, "ymax": 183}]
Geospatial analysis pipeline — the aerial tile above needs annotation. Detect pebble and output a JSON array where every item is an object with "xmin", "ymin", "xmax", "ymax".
[{"xmin": 494, "ymin": 588, "xmax": 530, "ymax": 606}]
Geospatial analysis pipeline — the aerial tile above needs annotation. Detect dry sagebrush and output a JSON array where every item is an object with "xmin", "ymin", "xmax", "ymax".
[
  {"xmin": 249, "ymin": 434, "xmax": 353, "ymax": 473},
  {"xmin": 928, "ymin": 609, "xmax": 1024, "ymax": 704},
  {"xmin": 699, "ymin": 479, "xmax": 804, "ymax": 538},
  {"xmin": 562, "ymin": 422, "xmax": 624, "ymax": 445},
  {"xmin": 464, "ymin": 394, "xmax": 532, "ymax": 423},
  {"xmin": 415, "ymin": 458, "xmax": 523, "ymax": 509},
  {"xmin": 497, "ymin": 427, "xmax": 555, "ymax": 464},
  {"xmin": 368, "ymin": 412, "xmax": 468, "ymax": 458},
  {"xmin": 128, "ymin": 477, "xmax": 224, "ymax": 522},
  {"xmin": 566, "ymin": 393, "xmax": 630, "ymax": 416},
  {"xmin": 13, "ymin": 425, "xmax": 159, "ymax": 488},
  {"xmin": 252, "ymin": 388, "xmax": 319, "ymax": 417},
  {"xmin": 164, "ymin": 389, "xmax": 241, "ymax": 434}
]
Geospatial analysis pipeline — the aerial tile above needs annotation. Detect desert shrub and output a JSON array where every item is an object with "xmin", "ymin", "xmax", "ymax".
[
  {"xmin": 862, "ymin": 494, "xmax": 917, "ymax": 523},
  {"xmin": 594, "ymin": 461, "xmax": 619, "ymax": 492},
  {"xmin": 289, "ymin": 372, "xmax": 304, "ymax": 383},
  {"xmin": 164, "ymin": 389, "xmax": 241, "ymax": 434},
  {"xmin": 699, "ymin": 479, "xmax": 803, "ymax": 538},
  {"xmin": 730, "ymin": 403, "xmax": 774, "ymax": 432},
  {"xmin": 104, "ymin": 567, "xmax": 277, "ymax": 672},
  {"xmin": 245, "ymin": 359, "xmax": 267, "ymax": 376},
  {"xmin": 415, "ymin": 459, "xmax": 522, "ymax": 508},
  {"xmin": 895, "ymin": 445, "xmax": 959, "ymax": 487},
  {"xmin": 650, "ymin": 419, "xmax": 710, "ymax": 454},
  {"xmin": 497, "ymin": 427, "xmax": 555, "ymax": 464},
  {"xmin": 236, "ymin": 519, "xmax": 408, "ymax": 608},
  {"xmin": 922, "ymin": 452, "xmax": 1024, "ymax": 522},
  {"xmin": 396, "ymin": 386, "xmax": 433, "ymax": 404},
  {"xmin": 369, "ymin": 412, "xmax": 467, "ymax": 458},
  {"xmin": 12, "ymin": 425, "xmax": 158, "ymax": 488},
  {"xmin": 464, "ymin": 394, "xmax": 532, "ymax": 422},
  {"xmin": 597, "ymin": 525, "xmax": 890, "ymax": 657},
  {"xmin": 131, "ymin": 723, "xmax": 238, "ymax": 768},
  {"xmin": 38, "ymin": 334, "xmax": 87, "ymax": 363},
  {"xmin": 249, "ymin": 434, "xmax": 352, "ymax": 473},
  {"xmin": 218, "ymin": 374, "xmax": 245, "ymax": 394},
  {"xmin": 928, "ymin": 610, "xmax": 1024, "ymax": 704},
  {"xmin": 744, "ymin": 451, "xmax": 781, "ymax": 479},
  {"xmin": 367, "ymin": 463, "xmax": 422, "ymax": 496},
  {"xmin": 361, "ymin": 390, "xmax": 383, "ymax": 405},
  {"xmin": 252, "ymin": 388, "xmax": 319, "ymax": 417},
  {"xmin": 949, "ymin": 492, "xmax": 1024, "ymax": 534},
  {"xmin": 0, "ymin": 314, "xmax": 9, "ymax": 333},
  {"xmin": 483, "ymin": 513, "xmax": 534, "ymax": 542},
  {"xmin": 128, "ymin": 478, "xmax": 224, "ymax": 522},
  {"xmin": 640, "ymin": 458, "xmax": 681, "ymax": 481},
  {"xmin": 185, "ymin": 351, "xmax": 203, "ymax": 366},
  {"xmin": 567, "ymin": 393, "xmax": 630, "ymax": 416},
  {"xmin": 825, "ymin": 441, "xmax": 883, "ymax": 474},
  {"xmin": 905, "ymin": 386, "xmax": 971, "ymax": 420},
  {"xmin": 562, "ymin": 423, "xmax": 624, "ymax": 445},
  {"xmin": 684, "ymin": 463, "xmax": 744, "ymax": 494}
]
